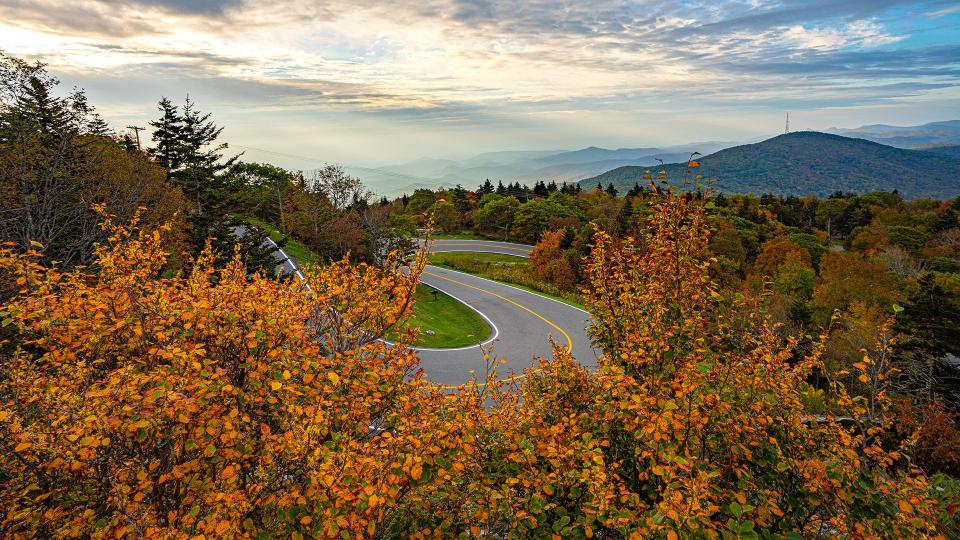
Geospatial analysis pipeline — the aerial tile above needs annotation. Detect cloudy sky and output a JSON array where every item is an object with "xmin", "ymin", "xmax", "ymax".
[{"xmin": 2, "ymin": 0, "xmax": 959, "ymax": 167}]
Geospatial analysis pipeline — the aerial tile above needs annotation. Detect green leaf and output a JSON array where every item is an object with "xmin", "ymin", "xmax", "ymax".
[{"xmin": 729, "ymin": 502, "xmax": 742, "ymax": 518}]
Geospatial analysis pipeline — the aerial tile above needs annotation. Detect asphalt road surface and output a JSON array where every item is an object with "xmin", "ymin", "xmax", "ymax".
[
  {"xmin": 416, "ymin": 239, "xmax": 598, "ymax": 387},
  {"xmin": 249, "ymin": 228, "xmax": 599, "ymax": 386}
]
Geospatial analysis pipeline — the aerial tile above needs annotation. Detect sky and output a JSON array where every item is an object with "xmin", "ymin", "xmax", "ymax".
[{"xmin": 2, "ymin": 0, "xmax": 959, "ymax": 168}]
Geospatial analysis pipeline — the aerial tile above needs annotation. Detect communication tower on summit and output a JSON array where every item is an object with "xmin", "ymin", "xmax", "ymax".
[{"xmin": 785, "ymin": 112, "xmax": 790, "ymax": 134}]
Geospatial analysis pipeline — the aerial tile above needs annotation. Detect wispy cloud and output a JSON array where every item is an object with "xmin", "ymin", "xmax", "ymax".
[{"xmin": 0, "ymin": 0, "xmax": 957, "ymax": 163}]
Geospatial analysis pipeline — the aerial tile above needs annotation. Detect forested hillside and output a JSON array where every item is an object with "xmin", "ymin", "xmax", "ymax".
[{"xmin": 583, "ymin": 131, "xmax": 960, "ymax": 199}]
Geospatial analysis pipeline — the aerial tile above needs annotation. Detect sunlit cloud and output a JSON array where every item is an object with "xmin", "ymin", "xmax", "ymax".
[{"xmin": 0, "ymin": 0, "xmax": 957, "ymax": 164}]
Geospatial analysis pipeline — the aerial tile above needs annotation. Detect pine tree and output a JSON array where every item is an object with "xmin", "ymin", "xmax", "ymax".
[
  {"xmin": 496, "ymin": 181, "xmax": 506, "ymax": 195},
  {"xmin": 606, "ymin": 182, "xmax": 619, "ymax": 197}
]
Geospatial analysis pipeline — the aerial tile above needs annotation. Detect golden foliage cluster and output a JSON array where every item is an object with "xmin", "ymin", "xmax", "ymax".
[{"xmin": 0, "ymin": 196, "xmax": 950, "ymax": 538}]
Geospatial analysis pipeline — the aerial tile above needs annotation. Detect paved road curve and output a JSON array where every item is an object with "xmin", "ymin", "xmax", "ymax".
[
  {"xmin": 254, "ymin": 230, "xmax": 599, "ymax": 386},
  {"xmin": 416, "ymin": 239, "xmax": 598, "ymax": 386}
]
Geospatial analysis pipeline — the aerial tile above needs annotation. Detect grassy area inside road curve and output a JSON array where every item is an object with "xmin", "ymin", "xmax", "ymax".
[
  {"xmin": 427, "ymin": 252, "xmax": 586, "ymax": 310},
  {"xmin": 388, "ymin": 284, "xmax": 492, "ymax": 348}
]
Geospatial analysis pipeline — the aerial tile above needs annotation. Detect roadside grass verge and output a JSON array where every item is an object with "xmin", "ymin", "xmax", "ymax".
[
  {"xmin": 389, "ymin": 284, "xmax": 492, "ymax": 348},
  {"xmin": 428, "ymin": 252, "xmax": 586, "ymax": 310},
  {"xmin": 427, "ymin": 231, "xmax": 494, "ymax": 240},
  {"xmin": 243, "ymin": 216, "xmax": 320, "ymax": 267}
]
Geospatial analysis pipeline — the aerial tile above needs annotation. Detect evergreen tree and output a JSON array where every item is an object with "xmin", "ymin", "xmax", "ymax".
[
  {"xmin": 401, "ymin": 193, "xmax": 410, "ymax": 207},
  {"xmin": 496, "ymin": 181, "xmax": 507, "ymax": 195},
  {"xmin": 478, "ymin": 179, "xmax": 494, "ymax": 196},
  {"xmin": 615, "ymin": 199, "xmax": 633, "ymax": 236},
  {"xmin": 533, "ymin": 180, "xmax": 548, "ymax": 198},
  {"xmin": 894, "ymin": 274, "xmax": 960, "ymax": 403},
  {"xmin": 626, "ymin": 182, "xmax": 641, "ymax": 198},
  {"xmin": 452, "ymin": 184, "xmax": 470, "ymax": 213},
  {"xmin": 606, "ymin": 182, "xmax": 618, "ymax": 197},
  {"xmin": 175, "ymin": 96, "xmax": 238, "ymax": 213},
  {"xmin": 147, "ymin": 97, "xmax": 183, "ymax": 175},
  {"xmin": 546, "ymin": 181, "xmax": 557, "ymax": 193}
]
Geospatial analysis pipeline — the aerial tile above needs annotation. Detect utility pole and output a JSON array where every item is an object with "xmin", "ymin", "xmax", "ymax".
[
  {"xmin": 784, "ymin": 113, "xmax": 790, "ymax": 134},
  {"xmin": 126, "ymin": 125, "xmax": 146, "ymax": 150}
]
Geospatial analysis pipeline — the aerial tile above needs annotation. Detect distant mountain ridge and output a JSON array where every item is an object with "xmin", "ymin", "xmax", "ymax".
[
  {"xmin": 826, "ymin": 120, "xmax": 960, "ymax": 148},
  {"xmin": 581, "ymin": 131, "xmax": 960, "ymax": 200},
  {"xmin": 362, "ymin": 142, "xmax": 732, "ymax": 196}
]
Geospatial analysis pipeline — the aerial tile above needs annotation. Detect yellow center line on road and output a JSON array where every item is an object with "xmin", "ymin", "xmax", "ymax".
[
  {"xmin": 432, "ymin": 243, "xmax": 530, "ymax": 253},
  {"xmin": 422, "ymin": 271, "xmax": 572, "ymax": 349},
  {"xmin": 421, "ymin": 270, "xmax": 573, "ymax": 391}
]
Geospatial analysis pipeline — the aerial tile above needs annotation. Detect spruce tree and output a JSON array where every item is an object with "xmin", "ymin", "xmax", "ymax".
[
  {"xmin": 176, "ymin": 96, "xmax": 238, "ymax": 213},
  {"xmin": 147, "ymin": 97, "xmax": 183, "ymax": 175},
  {"xmin": 478, "ymin": 179, "xmax": 494, "ymax": 196}
]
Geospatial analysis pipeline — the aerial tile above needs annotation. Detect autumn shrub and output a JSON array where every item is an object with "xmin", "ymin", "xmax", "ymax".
[
  {"xmin": 889, "ymin": 398, "xmax": 960, "ymax": 477},
  {"xmin": 420, "ymin": 192, "xmax": 947, "ymax": 538},
  {"xmin": 1, "ymin": 194, "xmax": 954, "ymax": 538},
  {"xmin": 530, "ymin": 229, "xmax": 578, "ymax": 290},
  {"xmin": 0, "ymin": 210, "xmax": 477, "ymax": 537}
]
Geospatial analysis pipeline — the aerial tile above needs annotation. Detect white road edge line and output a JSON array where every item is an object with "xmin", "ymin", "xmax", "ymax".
[{"xmin": 380, "ymin": 276, "xmax": 500, "ymax": 352}]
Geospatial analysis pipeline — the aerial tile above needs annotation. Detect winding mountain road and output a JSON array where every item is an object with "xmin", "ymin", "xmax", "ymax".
[
  {"xmin": 257, "ymin": 229, "xmax": 599, "ymax": 386},
  {"xmin": 417, "ymin": 240, "xmax": 598, "ymax": 386}
]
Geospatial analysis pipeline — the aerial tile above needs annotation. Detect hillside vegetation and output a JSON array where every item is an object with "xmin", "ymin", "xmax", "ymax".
[{"xmin": 582, "ymin": 131, "xmax": 960, "ymax": 199}]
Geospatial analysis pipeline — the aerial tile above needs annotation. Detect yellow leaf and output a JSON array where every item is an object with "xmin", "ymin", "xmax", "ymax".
[
  {"xmin": 328, "ymin": 372, "xmax": 341, "ymax": 386},
  {"xmin": 898, "ymin": 500, "xmax": 913, "ymax": 514},
  {"xmin": 270, "ymin": 381, "xmax": 282, "ymax": 391}
]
